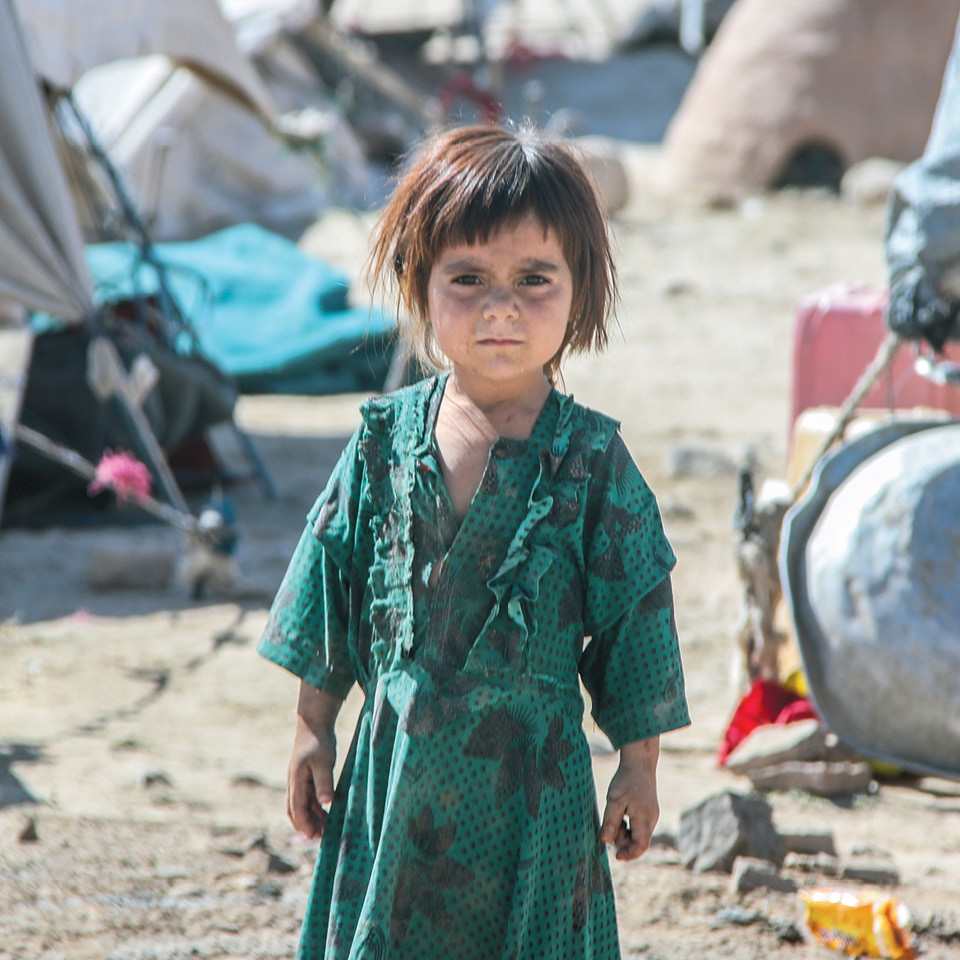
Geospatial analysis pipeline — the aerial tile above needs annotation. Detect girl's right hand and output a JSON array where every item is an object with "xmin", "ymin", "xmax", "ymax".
[
  {"xmin": 286, "ymin": 682, "xmax": 343, "ymax": 839},
  {"xmin": 286, "ymin": 717, "xmax": 337, "ymax": 838}
]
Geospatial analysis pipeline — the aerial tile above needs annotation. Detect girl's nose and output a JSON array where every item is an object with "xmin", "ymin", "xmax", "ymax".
[{"xmin": 482, "ymin": 285, "xmax": 518, "ymax": 320}]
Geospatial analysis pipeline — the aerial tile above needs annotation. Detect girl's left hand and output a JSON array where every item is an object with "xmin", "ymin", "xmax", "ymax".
[{"xmin": 600, "ymin": 736, "xmax": 660, "ymax": 861}]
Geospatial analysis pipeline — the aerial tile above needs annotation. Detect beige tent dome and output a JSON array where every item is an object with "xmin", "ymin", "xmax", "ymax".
[{"xmin": 660, "ymin": 0, "xmax": 960, "ymax": 200}]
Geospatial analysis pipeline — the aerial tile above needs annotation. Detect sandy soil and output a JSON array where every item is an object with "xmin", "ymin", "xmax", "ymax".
[{"xmin": 2, "ymin": 147, "xmax": 960, "ymax": 960}]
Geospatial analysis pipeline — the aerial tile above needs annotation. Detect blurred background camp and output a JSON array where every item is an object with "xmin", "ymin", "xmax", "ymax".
[
  {"xmin": 3, "ymin": 4, "xmax": 960, "ymax": 958},
  {"xmin": 2, "ymin": 0, "xmax": 957, "ymax": 533}
]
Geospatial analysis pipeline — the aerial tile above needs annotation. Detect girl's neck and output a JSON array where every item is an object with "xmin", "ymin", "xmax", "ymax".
[{"xmin": 444, "ymin": 369, "xmax": 553, "ymax": 440}]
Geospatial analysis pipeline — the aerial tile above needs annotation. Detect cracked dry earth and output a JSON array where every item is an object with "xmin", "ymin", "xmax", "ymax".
[{"xmin": 3, "ymin": 175, "xmax": 960, "ymax": 959}]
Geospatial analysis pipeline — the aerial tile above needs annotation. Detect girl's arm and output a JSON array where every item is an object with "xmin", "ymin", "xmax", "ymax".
[
  {"xmin": 599, "ymin": 735, "xmax": 660, "ymax": 861},
  {"xmin": 287, "ymin": 681, "xmax": 344, "ymax": 839}
]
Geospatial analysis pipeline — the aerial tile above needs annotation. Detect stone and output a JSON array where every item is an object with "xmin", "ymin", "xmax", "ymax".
[
  {"xmin": 725, "ymin": 719, "xmax": 826, "ymax": 774},
  {"xmin": 254, "ymin": 880, "xmax": 284, "ymax": 898},
  {"xmin": 849, "ymin": 843, "xmax": 894, "ymax": 859},
  {"xmin": 18, "ymin": 816, "xmax": 38, "ymax": 843},
  {"xmin": 230, "ymin": 773, "xmax": 273, "ymax": 789},
  {"xmin": 246, "ymin": 847, "xmax": 299, "ymax": 875},
  {"xmin": 783, "ymin": 851, "xmax": 840, "ymax": 876},
  {"xmin": 910, "ymin": 910, "xmax": 960, "ymax": 944},
  {"xmin": 219, "ymin": 830, "xmax": 300, "ymax": 876},
  {"xmin": 840, "ymin": 860, "xmax": 901, "ymax": 886},
  {"xmin": 779, "ymin": 828, "xmax": 837, "ymax": 857},
  {"xmin": 660, "ymin": 498, "xmax": 696, "ymax": 520},
  {"xmin": 914, "ymin": 777, "xmax": 960, "ymax": 799},
  {"xmin": 665, "ymin": 445, "xmax": 737, "ymax": 479},
  {"xmin": 678, "ymin": 790, "xmax": 783, "ymax": 873},
  {"xmin": 575, "ymin": 137, "xmax": 631, "ymax": 215},
  {"xmin": 745, "ymin": 760, "xmax": 874, "ymax": 796},
  {"xmin": 139, "ymin": 769, "xmax": 174, "ymax": 790},
  {"xmin": 212, "ymin": 830, "xmax": 267, "ymax": 858},
  {"xmin": 726, "ymin": 721, "xmax": 863, "ymax": 775},
  {"xmin": 729, "ymin": 856, "xmax": 798, "ymax": 894},
  {"xmin": 650, "ymin": 830, "xmax": 678, "ymax": 850},
  {"xmin": 87, "ymin": 546, "xmax": 175, "ymax": 590},
  {"xmin": 841, "ymin": 157, "xmax": 904, "ymax": 206},
  {"xmin": 773, "ymin": 922, "xmax": 806, "ymax": 945},
  {"xmin": 712, "ymin": 905, "xmax": 764, "ymax": 928}
]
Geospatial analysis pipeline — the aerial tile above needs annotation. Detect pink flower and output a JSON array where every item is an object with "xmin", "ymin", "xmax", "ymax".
[{"xmin": 88, "ymin": 450, "xmax": 153, "ymax": 503}]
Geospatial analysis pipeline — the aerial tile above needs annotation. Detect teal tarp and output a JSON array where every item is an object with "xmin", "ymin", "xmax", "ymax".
[{"xmin": 84, "ymin": 223, "xmax": 396, "ymax": 394}]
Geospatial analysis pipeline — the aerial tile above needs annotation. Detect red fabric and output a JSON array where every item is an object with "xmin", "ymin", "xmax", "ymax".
[
  {"xmin": 718, "ymin": 678, "xmax": 817, "ymax": 765},
  {"xmin": 775, "ymin": 698, "xmax": 818, "ymax": 726}
]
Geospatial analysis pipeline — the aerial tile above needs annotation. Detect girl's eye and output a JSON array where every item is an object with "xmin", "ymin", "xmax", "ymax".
[
  {"xmin": 520, "ymin": 274, "xmax": 549, "ymax": 286},
  {"xmin": 452, "ymin": 274, "xmax": 481, "ymax": 286}
]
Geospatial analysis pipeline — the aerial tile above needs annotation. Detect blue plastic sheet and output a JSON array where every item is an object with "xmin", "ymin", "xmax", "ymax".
[{"xmin": 84, "ymin": 223, "xmax": 396, "ymax": 394}]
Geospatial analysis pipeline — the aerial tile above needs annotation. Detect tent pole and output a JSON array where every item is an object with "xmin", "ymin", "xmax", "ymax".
[
  {"xmin": 86, "ymin": 336, "xmax": 191, "ymax": 515},
  {"xmin": 59, "ymin": 92, "xmax": 182, "ymax": 331}
]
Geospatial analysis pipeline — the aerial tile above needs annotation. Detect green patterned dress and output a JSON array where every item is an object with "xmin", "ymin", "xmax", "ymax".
[{"xmin": 259, "ymin": 375, "xmax": 689, "ymax": 960}]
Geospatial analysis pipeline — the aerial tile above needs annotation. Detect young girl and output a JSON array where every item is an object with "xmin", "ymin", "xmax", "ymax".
[{"xmin": 259, "ymin": 124, "xmax": 689, "ymax": 959}]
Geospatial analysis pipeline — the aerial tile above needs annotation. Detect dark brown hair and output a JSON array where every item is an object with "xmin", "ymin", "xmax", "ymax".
[{"xmin": 367, "ymin": 124, "xmax": 618, "ymax": 382}]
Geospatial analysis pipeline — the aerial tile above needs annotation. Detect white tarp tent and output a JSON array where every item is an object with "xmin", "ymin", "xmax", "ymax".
[
  {"xmin": 0, "ymin": 0, "xmax": 251, "ymax": 529},
  {"xmin": 0, "ymin": 0, "xmax": 92, "ymax": 529},
  {"xmin": 11, "ymin": 0, "xmax": 339, "ymax": 242},
  {"xmin": 0, "ymin": 0, "xmax": 94, "ymax": 320},
  {"xmin": 68, "ymin": 57, "xmax": 329, "ymax": 241},
  {"xmin": 13, "ymin": 0, "xmax": 275, "ymax": 118},
  {"xmin": 0, "ymin": 0, "xmax": 288, "ymax": 312}
]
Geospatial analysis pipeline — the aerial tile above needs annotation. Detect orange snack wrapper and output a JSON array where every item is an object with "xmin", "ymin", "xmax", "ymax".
[{"xmin": 800, "ymin": 888, "xmax": 915, "ymax": 959}]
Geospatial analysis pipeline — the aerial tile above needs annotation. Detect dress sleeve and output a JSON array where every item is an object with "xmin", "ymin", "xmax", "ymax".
[
  {"xmin": 579, "ymin": 577, "xmax": 689, "ymax": 749},
  {"xmin": 257, "ymin": 427, "xmax": 364, "ymax": 699},
  {"xmin": 578, "ymin": 432, "xmax": 689, "ymax": 748}
]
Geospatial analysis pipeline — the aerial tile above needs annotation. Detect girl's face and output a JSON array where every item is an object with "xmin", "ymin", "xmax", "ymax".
[{"xmin": 426, "ymin": 215, "xmax": 574, "ymax": 398}]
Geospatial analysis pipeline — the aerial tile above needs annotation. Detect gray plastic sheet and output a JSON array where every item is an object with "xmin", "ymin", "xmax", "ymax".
[{"xmin": 780, "ymin": 421, "xmax": 960, "ymax": 780}]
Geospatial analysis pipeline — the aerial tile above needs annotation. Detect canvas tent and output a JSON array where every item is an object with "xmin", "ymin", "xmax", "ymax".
[
  {"xmin": 0, "ymin": 0, "xmax": 252, "ymax": 528},
  {"xmin": 0, "ymin": 0, "xmax": 405, "ymax": 529},
  {"xmin": 0, "ymin": 1, "xmax": 95, "ymax": 322},
  {"xmin": 12, "ymin": 0, "xmax": 340, "ymax": 243},
  {"xmin": 0, "ymin": 0, "xmax": 97, "ymax": 522},
  {"xmin": 0, "ymin": 0, "xmax": 91, "ymax": 524},
  {"xmin": 0, "ymin": 0, "xmax": 290, "ymax": 316},
  {"xmin": 14, "ymin": 0, "xmax": 275, "ymax": 117}
]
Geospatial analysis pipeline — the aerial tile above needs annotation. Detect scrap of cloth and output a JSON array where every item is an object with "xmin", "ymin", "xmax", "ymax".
[{"xmin": 259, "ymin": 375, "xmax": 690, "ymax": 960}]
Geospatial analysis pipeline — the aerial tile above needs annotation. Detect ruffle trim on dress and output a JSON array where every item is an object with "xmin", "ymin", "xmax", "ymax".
[
  {"xmin": 357, "ymin": 379, "xmax": 440, "ymax": 666},
  {"xmin": 470, "ymin": 395, "xmax": 620, "ymax": 673}
]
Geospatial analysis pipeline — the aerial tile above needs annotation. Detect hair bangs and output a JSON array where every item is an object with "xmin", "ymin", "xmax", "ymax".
[{"xmin": 428, "ymin": 145, "xmax": 552, "ymax": 252}]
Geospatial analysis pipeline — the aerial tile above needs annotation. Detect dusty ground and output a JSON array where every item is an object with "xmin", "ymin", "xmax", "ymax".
[{"xmin": 3, "ymin": 148, "xmax": 960, "ymax": 959}]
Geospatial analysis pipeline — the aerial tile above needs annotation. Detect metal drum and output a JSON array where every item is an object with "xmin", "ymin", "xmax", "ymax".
[{"xmin": 780, "ymin": 420, "xmax": 960, "ymax": 779}]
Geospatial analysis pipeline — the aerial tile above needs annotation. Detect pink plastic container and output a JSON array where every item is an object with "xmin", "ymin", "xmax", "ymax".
[{"xmin": 791, "ymin": 283, "xmax": 960, "ymax": 430}]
